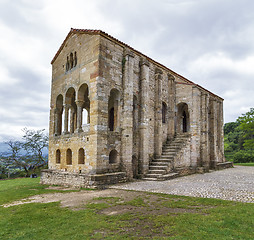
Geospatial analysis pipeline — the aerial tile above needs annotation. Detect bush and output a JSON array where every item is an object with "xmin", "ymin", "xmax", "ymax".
[{"xmin": 233, "ymin": 150, "xmax": 254, "ymax": 163}]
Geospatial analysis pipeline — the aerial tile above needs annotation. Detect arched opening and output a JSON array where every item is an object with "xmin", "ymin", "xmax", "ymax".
[
  {"xmin": 66, "ymin": 149, "xmax": 72, "ymax": 165},
  {"xmin": 108, "ymin": 89, "xmax": 120, "ymax": 131},
  {"xmin": 56, "ymin": 149, "xmax": 61, "ymax": 164},
  {"xmin": 162, "ymin": 102, "xmax": 167, "ymax": 124},
  {"xmin": 109, "ymin": 149, "xmax": 118, "ymax": 164},
  {"xmin": 109, "ymin": 107, "xmax": 114, "ymax": 131},
  {"xmin": 176, "ymin": 103, "xmax": 189, "ymax": 133},
  {"xmin": 77, "ymin": 84, "xmax": 90, "ymax": 130},
  {"xmin": 65, "ymin": 87, "xmax": 77, "ymax": 134},
  {"xmin": 183, "ymin": 111, "xmax": 187, "ymax": 133},
  {"xmin": 78, "ymin": 148, "xmax": 85, "ymax": 164},
  {"xmin": 70, "ymin": 52, "xmax": 74, "ymax": 69},
  {"xmin": 55, "ymin": 94, "xmax": 63, "ymax": 135},
  {"xmin": 82, "ymin": 109, "xmax": 89, "ymax": 125},
  {"xmin": 74, "ymin": 52, "xmax": 77, "ymax": 67}
]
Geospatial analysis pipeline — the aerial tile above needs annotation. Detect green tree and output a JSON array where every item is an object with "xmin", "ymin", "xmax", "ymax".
[
  {"xmin": 0, "ymin": 129, "xmax": 48, "ymax": 177},
  {"xmin": 237, "ymin": 108, "xmax": 254, "ymax": 150}
]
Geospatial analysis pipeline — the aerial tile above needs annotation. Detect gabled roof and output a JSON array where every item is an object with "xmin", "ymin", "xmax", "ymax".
[{"xmin": 51, "ymin": 28, "xmax": 223, "ymax": 100}]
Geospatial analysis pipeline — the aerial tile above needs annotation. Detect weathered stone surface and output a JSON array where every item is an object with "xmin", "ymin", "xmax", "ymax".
[{"xmin": 41, "ymin": 29, "xmax": 229, "ymax": 188}]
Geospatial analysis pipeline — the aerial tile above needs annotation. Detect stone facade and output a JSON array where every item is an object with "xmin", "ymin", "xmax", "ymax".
[{"xmin": 41, "ymin": 28, "xmax": 232, "ymax": 188}]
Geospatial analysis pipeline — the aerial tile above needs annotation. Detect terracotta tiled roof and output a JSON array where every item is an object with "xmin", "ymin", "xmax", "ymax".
[{"xmin": 51, "ymin": 28, "xmax": 223, "ymax": 100}]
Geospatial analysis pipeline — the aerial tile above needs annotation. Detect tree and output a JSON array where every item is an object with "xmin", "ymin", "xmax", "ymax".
[
  {"xmin": 237, "ymin": 108, "xmax": 254, "ymax": 150},
  {"xmin": 22, "ymin": 128, "xmax": 48, "ymax": 168},
  {"xmin": 0, "ymin": 129, "xmax": 48, "ymax": 177}
]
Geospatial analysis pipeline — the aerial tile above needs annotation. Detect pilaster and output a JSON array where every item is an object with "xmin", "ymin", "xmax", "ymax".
[
  {"xmin": 121, "ymin": 50, "xmax": 134, "ymax": 179},
  {"xmin": 139, "ymin": 58, "xmax": 150, "ymax": 175}
]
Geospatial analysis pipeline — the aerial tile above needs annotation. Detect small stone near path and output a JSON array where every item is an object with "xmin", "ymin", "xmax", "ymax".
[{"xmin": 111, "ymin": 166, "xmax": 254, "ymax": 203}]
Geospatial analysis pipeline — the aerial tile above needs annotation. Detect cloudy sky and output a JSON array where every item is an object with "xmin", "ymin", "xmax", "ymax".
[{"xmin": 0, "ymin": 0, "xmax": 254, "ymax": 141}]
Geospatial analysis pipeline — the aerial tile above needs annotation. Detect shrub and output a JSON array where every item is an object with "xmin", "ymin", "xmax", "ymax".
[{"xmin": 233, "ymin": 150, "xmax": 254, "ymax": 163}]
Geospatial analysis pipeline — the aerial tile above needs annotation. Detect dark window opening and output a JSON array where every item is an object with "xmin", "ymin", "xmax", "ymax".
[
  {"xmin": 78, "ymin": 148, "xmax": 85, "ymax": 164},
  {"xmin": 162, "ymin": 102, "xmax": 167, "ymax": 123},
  {"xmin": 183, "ymin": 111, "xmax": 187, "ymax": 133},
  {"xmin": 56, "ymin": 149, "xmax": 61, "ymax": 164},
  {"xmin": 109, "ymin": 150, "xmax": 118, "ymax": 164},
  {"xmin": 109, "ymin": 107, "xmax": 114, "ymax": 131},
  {"xmin": 66, "ymin": 148, "xmax": 72, "ymax": 165}
]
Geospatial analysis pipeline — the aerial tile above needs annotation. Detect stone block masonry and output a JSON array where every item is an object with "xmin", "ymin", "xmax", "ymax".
[{"xmin": 41, "ymin": 28, "xmax": 231, "ymax": 188}]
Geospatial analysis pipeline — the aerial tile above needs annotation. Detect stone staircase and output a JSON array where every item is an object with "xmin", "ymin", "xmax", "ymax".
[{"xmin": 143, "ymin": 133, "xmax": 190, "ymax": 181}]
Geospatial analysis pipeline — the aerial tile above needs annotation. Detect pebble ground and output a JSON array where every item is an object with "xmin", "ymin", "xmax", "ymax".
[{"xmin": 111, "ymin": 166, "xmax": 254, "ymax": 203}]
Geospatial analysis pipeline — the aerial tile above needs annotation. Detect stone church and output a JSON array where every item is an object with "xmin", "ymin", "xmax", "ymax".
[{"xmin": 41, "ymin": 28, "xmax": 232, "ymax": 188}]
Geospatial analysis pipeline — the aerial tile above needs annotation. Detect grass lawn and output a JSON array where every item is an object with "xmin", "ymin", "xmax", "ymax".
[
  {"xmin": 233, "ymin": 162, "xmax": 254, "ymax": 166},
  {"xmin": 0, "ymin": 178, "xmax": 253, "ymax": 239}
]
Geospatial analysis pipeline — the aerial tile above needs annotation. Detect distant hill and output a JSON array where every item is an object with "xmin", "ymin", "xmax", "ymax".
[{"xmin": 0, "ymin": 142, "xmax": 48, "ymax": 156}]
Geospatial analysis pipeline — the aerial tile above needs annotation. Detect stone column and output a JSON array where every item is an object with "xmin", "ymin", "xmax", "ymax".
[
  {"xmin": 208, "ymin": 99, "xmax": 215, "ymax": 168},
  {"xmin": 154, "ymin": 69, "xmax": 163, "ymax": 157},
  {"xmin": 168, "ymin": 74, "xmax": 176, "ymax": 140},
  {"xmin": 54, "ymin": 109, "xmax": 59, "ymax": 136},
  {"xmin": 121, "ymin": 50, "xmax": 134, "ymax": 179},
  {"xmin": 75, "ymin": 100, "xmax": 84, "ymax": 133},
  {"xmin": 139, "ymin": 58, "xmax": 150, "ymax": 175},
  {"xmin": 63, "ymin": 104, "xmax": 70, "ymax": 134},
  {"xmin": 190, "ymin": 86, "xmax": 201, "ymax": 167},
  {"xmin": 200, "ymin": 93, "xmax": 209, "ymax": 170},
  {"xmin": 213, "ymin": 100, "xmax": 219, "ymax": 165},
  {"xmin": 70, "ymin": 106, "xmax": 75, "ymax": 133}
]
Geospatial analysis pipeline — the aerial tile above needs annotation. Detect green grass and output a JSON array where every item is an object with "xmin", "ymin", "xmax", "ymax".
[
  {"xmin": 233, "ymin": 162, "xmax": 254, "ymax": 166},
  {"xmin": 0, "ymin": 178, "xmax": 254, "ymax": 239}
]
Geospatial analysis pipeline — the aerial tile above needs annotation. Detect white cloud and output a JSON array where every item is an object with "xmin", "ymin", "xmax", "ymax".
[{"xmin": 0, "ymin": 0, "xmax": 254, "ymax": 142}]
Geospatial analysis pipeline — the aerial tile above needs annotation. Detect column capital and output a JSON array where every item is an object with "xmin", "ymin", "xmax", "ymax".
[
  {"xmin": 75, "ymin": 100, "xmax": 84, "ymax": 107},
  {"xmin": 64, "ymin": 103, "xmax": 71, "ymax": 109},
  {"xmin": 168, "ymin": 74, "xmax": 175, "ymax": 81},
  {"xmin": 155, "ymin": 68, "xmax": 163, "ymax": 75},
  {"xmin": 139, "ymin": 58, "xmax": 149, "ymax": 67},
  {"xmin": 123, "ymin": 48, "xmax": 135, "ymax": 58}
]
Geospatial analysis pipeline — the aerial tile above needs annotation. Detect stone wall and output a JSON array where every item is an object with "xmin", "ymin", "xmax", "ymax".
[
  {"xmin": 40, "ymin": 169, "xmax": 127, "ymax": 189},
  {"xmin": 43, "ymin": 29, "xmax": 227, "ymax": 188}
]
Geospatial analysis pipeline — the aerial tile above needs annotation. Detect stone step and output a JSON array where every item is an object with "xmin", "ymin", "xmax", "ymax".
[
  {"xmin": 149, "ymin": 165, "xmax": 168, "ymax": 170},
  {"xmin": 154, "ymin": 158, "xmax": 172, "ymax": 162},
  {"xmin": 145, "ymin": 173, "xmax": 161, "ymax": 178},
  {"xmin": 143, "ymin": 177, "xmax": 158, "ymax": 181},
  {"xmin": 148, "ymin": 169, "xmax": 166, "ymax": 174},
  {"xmin": 163, "ymin": 146, "xmax": 182, "ymax": 150},
  {"xmin": 157, "ymin": 172, "xmax": 179, "ymax": 180},
  {"xmin": 151, "ymin": 161, "xmax": 169, "ymax": 166}
]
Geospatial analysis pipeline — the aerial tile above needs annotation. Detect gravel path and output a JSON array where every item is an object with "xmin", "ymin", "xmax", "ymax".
[{"xmin": 111, "ymin": 166, "xmax": 254, "ymax": 203}]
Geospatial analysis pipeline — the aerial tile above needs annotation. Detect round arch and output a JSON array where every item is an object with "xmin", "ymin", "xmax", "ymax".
[{"xmin": 176, "ymin": 102, "xmax": 190, "ymax": 133}]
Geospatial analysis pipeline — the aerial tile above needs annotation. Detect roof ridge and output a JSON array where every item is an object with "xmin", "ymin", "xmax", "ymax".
[{"xmin": 51, "ymin": 28, "xmax": 223, "ymax": 100}]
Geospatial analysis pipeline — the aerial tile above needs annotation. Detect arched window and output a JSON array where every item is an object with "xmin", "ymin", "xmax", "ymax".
[
  {"xmin": 74, "ymin": 51, "xmax": 77, "ymax": 67},
  {"xmin": 162, "ymin": 102, "xmax": 167, "ymax": 123},
  {"xmin": 70, "ymin": 53, "xmax": 74, "ymax": 69},
  {"xmin": 55, "ymin": 94, "xmax": 63, "ymax": 135},
  {"xmin": 109, "ymin": 149, "xmax": 118, "ymax": 164},
  {"xmin": 56, "ymin": 149, "xmax": 61, "ymax": 164},
  {"xmin": 77, "ymin": 83, "xmax": 90, "ymax": 128},
  {"xmin": 108, "ymin": 89, "xmax": 120, "ymax": 132},
  {"xmin": 66, "ymin": 149, "xmax": 72, "ymax": 165},
  {"xmin": 65, "ymin": 87, "xmax": 77, "ymax": 134},
  {"xmin": 176, "ymin": 103, "xmax": 189, "ymax": 133},
  {"xmin": 109, "ymin": 107, "xmax": 114, "ymax": 131},
  {"xmin": 78, "ymin": 148, "xmax": 85, "ymax": 164},
  {"xmin": 183, "ymin": 111, "xmax": 187, "ymax": 133}
]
